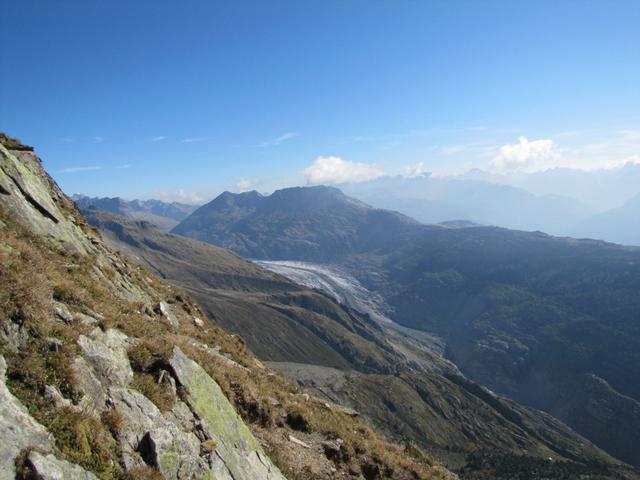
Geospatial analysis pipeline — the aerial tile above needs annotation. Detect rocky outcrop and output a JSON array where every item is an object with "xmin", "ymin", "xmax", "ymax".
[
  {"xmin": 26, "ymin": 451, "xmax": 99, "ymax": 480},
  {"xmin": 72, "ymin": 327, "xmax": 285, "ymax": 479},
  {"xmin": 0, "ymin": 138, "xmax": 290, "ymax": 479},
  {"xmin": 0, "ymin": 142, "xmax": 91, "ymax": 254},
  {"xmin": 1, "ymin": 355, "xmax": 101, "ymax": 480},
  {"xmin": 110, "ymin": 387, "xmax": 205, "ymax": 477},
  {"xmin": 168, "ymin": 347, "xmax": 286, "ymax": 480},
  {"xmin": 0, "ymin": 355, "xmax": 54, "ymax": 479},
  {"xmin": 77, "ymin": 328, "xmax": 135, "ymax": 388},
  {"xmin": 0, "ymin": 141, "xmax": 150, "ymax": 304},
  {"xmin": 72, "ymin": 356, "xmax": 108, "ymax": 415}
]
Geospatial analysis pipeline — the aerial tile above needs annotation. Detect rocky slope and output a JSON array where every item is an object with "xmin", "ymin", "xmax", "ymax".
[
  {"xmin": 83, "ymin": 202, "xmax": 637, "ymax": 478},
  {"xmin": 0, "ymin": 135, "xmax": 457, "ymax": 480},
  {"xmin": 171, "ymin": 186, "xmax": 640, "ymax": 470}
]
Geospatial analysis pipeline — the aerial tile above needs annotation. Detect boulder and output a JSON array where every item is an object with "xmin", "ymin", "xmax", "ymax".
[
  {"xmin": 141, "ymin": 427, "xmax": 204, "ymax": 480},
  {"xmin": 0, "ymin": 318, "xmax": 27, "ymax": 351},
  {"xmin": 53, "ymin": 302, "xmax": 74, "ymax": 323},
  {"xmin": 72, "ymin": 356, "xmax": 108, "ymax": 415},
  {"xmin": 44, "ymin": 385, "xmax": 72, "ymax": 409},
  {"xmin": 26, "ymin": 451, "xmax": 98, "ymax": 480},
  {"xmin": 192, "ymin": 316, "xmax": 204, "ymax": 327},
  {"xmin": 289, "ymin": 434, "xmax": 311, "ymax": 448},
  {"xmin": 156, "ymin": 301, "xmax": 179, "ymax": 328},
  {"xmin": 77, "ymin": 328, "xmax": 134, "ymax": 387}
]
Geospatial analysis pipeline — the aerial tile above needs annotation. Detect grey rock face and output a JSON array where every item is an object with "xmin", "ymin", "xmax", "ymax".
[
  {"xmin": 143, "ymin": 426, "xmax": 204, "ymax": 479},
  {"xmin": 44, "ymin": 385, "xmax": 73, "ymax": 409},
  {"xmin": 0, "ymin": 144, "xmax": 92, "ymax": 255},
  {"xmin": 168, "ymin": 346, "xmax": 286, "ymax": 480},
  {"xmin": 156, "ymin": 301, "xmax": 179, "ymax": 328},
  {"xmin": 72, "ymin": 356, "xmax": 108, "ymax": 415},
  {"xmin": 27, "ymin": 451, "xmax": 99, "ymax": 480},
  {"xmin": 53, "ymin": 302, "xmax": 74, "ymax": 323},
  {"xmin": 0, "ymin": 355, "xmax": 54, "ymax": 480},
  {"xmin": 110, "ymin": 388, "xmax": 205, "ymax": 478},
  {"xmin": 77, "ymin": 328, "xmax": 134, "ymax": 387},
  {"xmin": 0, "ymin": 318, "xmax": 27, "ymax": 351}
]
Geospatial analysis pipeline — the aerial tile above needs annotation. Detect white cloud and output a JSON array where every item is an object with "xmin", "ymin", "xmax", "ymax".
[
  {"xmin": 151, "ymin": 136, "xmax": 167, "ymax": 142},
  {"xmin": 259, "ymin": 132, "xmax": 297, "ymax": 147},
  {"xmin": 116, "ymin": 164, "xmax": 131, "ymax": 169},
  {"xmin": 404, "ymin": 161, "xmax": 427, "ymax": 177},
  {"xmin": 304, "ymin": 156, "xmax": 383, "ymax": 184},
  {"xmin": 234, "ymin": 178, "xmax": 257, "ymax": 192},
  {"xmin": 59, "ymin": 166, "xmax": 103, "ymax": 173},
  {"xmin": 489, "ymin": 136, "xmax": 559, "ymax": 172},
  {"xmin": 181, "ymin": 137, "xmax": 209, "ymax": 143},
  {"xmin": 619, "ymin": 130, "xmax": 640, "ymax": 141},
  {"xmin": 146, "ymin": 189, "xmax": 206, "ymax": 205},
  {"xmin": 92, "ymin": 136, "xmax": 105, "ymax": 143}
]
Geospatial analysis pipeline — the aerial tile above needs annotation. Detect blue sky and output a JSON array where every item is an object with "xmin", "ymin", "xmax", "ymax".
[{"xmin": 1, "ymin": 1, "xmax": 639, "ymax": 202}]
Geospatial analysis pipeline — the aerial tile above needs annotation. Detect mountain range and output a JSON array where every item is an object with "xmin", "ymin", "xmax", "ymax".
[
  {"xmin": 338, "ymin": 174, "xmax": 593, "ymax": 236},
  {"xmin": 170, "ymin": 185, "xmax": 640, "ymax": 469},
  {"xmin": 336, "ymin": 169, "xmax": 640, "ymax": 246},
  {"xmin": 573, "ymin": 192, "xmax": 640, "ymax": 246},
  {"xmin": 461, "ymin": 163, "xmax": 640, "ymax": 212},
  {"xmin": 82, "ymin": 207, "xmax": 635, "ymax": 479},
  {"xmin": 73, "ymin": 195, "xmax": 198, "ymax": 231}
]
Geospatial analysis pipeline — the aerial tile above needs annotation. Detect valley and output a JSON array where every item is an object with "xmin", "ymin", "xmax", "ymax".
[
  {"xmin": 170, "ymin": 185, "xmax": 640, "ymax": 470},
  {"xmin": 80, "ymin": 201, "xmax": 638, "ymax": 478}
]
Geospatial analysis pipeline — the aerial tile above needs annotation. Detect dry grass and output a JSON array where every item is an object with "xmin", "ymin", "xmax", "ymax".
[
  {"xmin": 131, "ymin": 372, "xmax": 176, "ymax": 413},
  {"xmin": 121, "ymin": 466, "xmax": 164, "ymax": 480},
  {"xmin": 44, "ymin": 407, "xmax": 118, "ymax": 478}
]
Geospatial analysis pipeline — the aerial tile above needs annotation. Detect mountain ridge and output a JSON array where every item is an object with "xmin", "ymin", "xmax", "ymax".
[
  {"xmin": 84, "ymin": 202, "xmax": 638, "ymax": 478},
  {"xmin": 171, "ymin": 185, "xmax": 640, "ymax": 469},
  {"xmin": 73, "ymin": 195, "xmax": 198, "ymax": 232}
]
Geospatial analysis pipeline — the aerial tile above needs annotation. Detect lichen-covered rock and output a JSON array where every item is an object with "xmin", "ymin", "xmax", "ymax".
[
  {"xmin": 168, "ymin": 347, "xmax": 287, "ymax": 480},
  {"xmin": 53, "ymin": 302, "xmax": 74, "ymax": 323},
  {"xmin": 0, "ymin": 143, "xmax": 91, "ymax": 254},
  {"xmin": 77, "ymin": 328, "xmax": 134, "ymax": 387},
  {"xmin": 27, "ymin": 451, "xmax": 99, "ymax": 480},
  {"xmin": 0, "ymin": 318, "xmax": 27, "ymax": 351},
  {"xmin": 0, "ymin": 355, "xmax": 54, "ymax": 480},
  {"xmin": 156, "ymin": 301, "xmax": 179, "ymax": 328},
  {"xmin": 110, "ymin": 388, "xmax": 205, "ymax": 478},
  {"xmin": 72, "ymin": 356, "xmax": 108, "ymax": 415},
  {"xmin": 44, "ymin": 385, "xmax": 73, "ymax": 409},
  {"xmin": 142, "ymin": 427, "xmax": 204, "ymax": 480}
]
